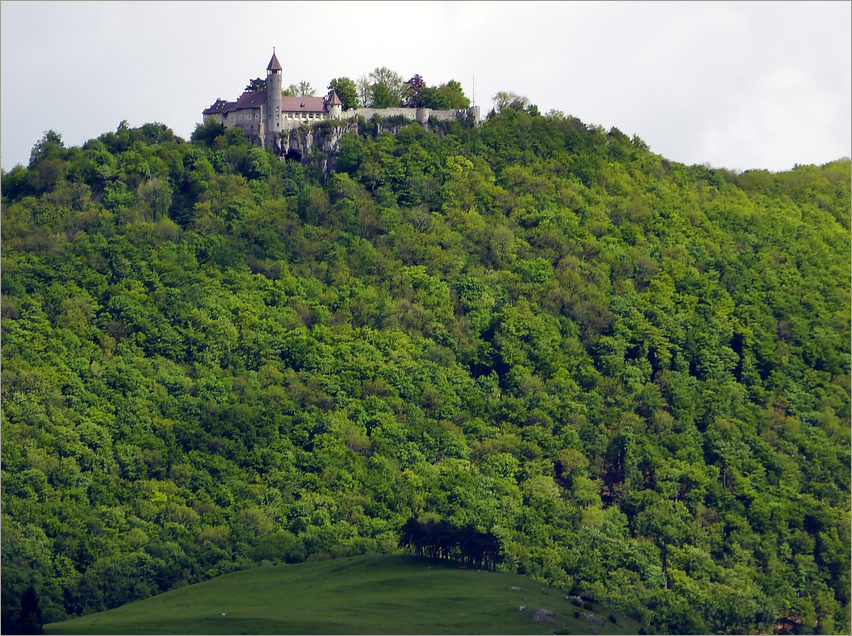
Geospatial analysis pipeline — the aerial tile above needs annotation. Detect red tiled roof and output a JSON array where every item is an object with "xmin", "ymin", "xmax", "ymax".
[
  {"xmin": 204, "ymin": 91, "xmax": 266, "ymax": 115},
  {"xmin": 267, "ymin": 51, "xmax": 282, "ymax": 72},
  {"xmin": 326, "ymin": 91, "xmax": 343, "ymax": 106},
  {"xmin": 282, "ymin": 95, "xmax": 327, "ymax": 113},
  {"xmin": 234, "ymin": 91, "xmax": 265, "ymax": 109}
]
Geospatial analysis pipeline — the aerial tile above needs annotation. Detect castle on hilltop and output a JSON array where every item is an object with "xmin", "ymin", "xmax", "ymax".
[{"xmin": 202, "ymin": 50, "xmax": 480, "ymax": 154}]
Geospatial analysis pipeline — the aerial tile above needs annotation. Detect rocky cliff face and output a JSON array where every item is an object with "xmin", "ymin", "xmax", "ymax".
[
  {"xmin": 280, "ymin": 122, "xmax": 358, "ymax": 171},
  {"xmin": 280, "ymin": 117, "xmax": 460, "ymax": 171}
]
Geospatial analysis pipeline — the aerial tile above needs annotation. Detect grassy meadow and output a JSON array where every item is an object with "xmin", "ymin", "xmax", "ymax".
[{"xmin": 44, "ymin": 554, "xmax": 642, "ymax": 634}]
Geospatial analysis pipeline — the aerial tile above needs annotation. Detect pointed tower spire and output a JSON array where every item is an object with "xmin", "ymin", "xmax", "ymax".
[{"xmin": 267, "ymin": 48, "xmax": 282, "ymax": 73}]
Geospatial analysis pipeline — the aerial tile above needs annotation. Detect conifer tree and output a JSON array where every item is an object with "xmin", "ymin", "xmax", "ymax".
[{"xmin": 18, "ymin": 587, "xmax": 43, "ymax": 635}]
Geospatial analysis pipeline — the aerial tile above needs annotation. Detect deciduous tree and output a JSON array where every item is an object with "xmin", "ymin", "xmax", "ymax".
[
  {"xmin": 492, "ymin": 91, "xmax": 530, "ymax": 114},
  {"xmin": 328, "ymin": 77, "xmax": 360, "ymax": 110},
  {"xmin": 284, "ymin": 81, "xmax": 316, "ymax": 97}
]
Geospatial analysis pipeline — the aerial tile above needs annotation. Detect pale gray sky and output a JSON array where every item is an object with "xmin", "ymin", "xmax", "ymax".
[{"xmin": 2, "ymin": 1, "xmax": 850, "ymax": 173}]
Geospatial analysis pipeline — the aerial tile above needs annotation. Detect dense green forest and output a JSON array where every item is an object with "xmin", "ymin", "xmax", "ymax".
[{"xmin": 1, "ymin": 108, "xmax": 849, "ymax": 634}]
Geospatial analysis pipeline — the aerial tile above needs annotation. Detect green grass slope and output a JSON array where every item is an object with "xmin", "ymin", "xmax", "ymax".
[{"xmin": 44, "ymin": 554, "xmax": 641, "ymax": 635}]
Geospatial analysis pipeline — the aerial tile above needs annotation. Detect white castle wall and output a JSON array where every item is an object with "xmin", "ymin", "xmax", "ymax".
[
  {"xmin": 276, "ymin": 105, "xmax": 481, "ymax": 132},
  {"xmin": 343, "ymin": 106, "xmax": 480, "ymax": 125}
]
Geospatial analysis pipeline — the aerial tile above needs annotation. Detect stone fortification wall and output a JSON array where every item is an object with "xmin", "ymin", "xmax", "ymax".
[
  {"xmin": 343, "ymin": 106, "xmax": 480, "ymax": 125},
  {"xmin": 277, "ymin": 104, "xmax": 480, "ymax": 133},
  {"xmin": 429, "ymin": 106, "xmax": 481, "ymax": 123}
]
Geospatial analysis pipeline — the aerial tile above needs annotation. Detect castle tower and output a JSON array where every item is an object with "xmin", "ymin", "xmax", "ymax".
[
  {"xmin": 265, "ymin": 49, "xmax": 283, "ymax": 146},
  {"xmin": 326, "ymin": 91, "xmax": 343, "ymax": 119}
]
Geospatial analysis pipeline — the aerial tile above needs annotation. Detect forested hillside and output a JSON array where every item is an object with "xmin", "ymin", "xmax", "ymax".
[{"xmin": 2, "ymin": 110, "xmax": 849, "ymax": 634}]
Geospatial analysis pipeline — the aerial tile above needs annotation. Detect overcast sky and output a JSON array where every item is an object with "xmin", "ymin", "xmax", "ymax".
[{"xmin": 2, "ymin": 1, "xmax": 850, "ymax": 173}]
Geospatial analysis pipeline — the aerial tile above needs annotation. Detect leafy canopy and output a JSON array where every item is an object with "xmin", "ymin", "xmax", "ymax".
[{"xmin": 1, "ymin": 109, "xmax": 849, "ymax": 636}]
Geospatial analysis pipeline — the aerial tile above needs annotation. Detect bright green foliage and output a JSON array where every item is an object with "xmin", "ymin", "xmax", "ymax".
[
  {"xmin": 191, "ymin": 119, "xmax": 225, "ymax": 148},
  {"xmin": 367, "ymin": 67, "xmax": 407, "ymax": 106},
  {"xmin": 417, "ymin": 87, "xmax": 452, "ymax": 110},
  {"xmin": 440, "ymin": 80, "xmax": 470, "ymax": 109},
  {"xmin": 1, "ymin": 111, "xmax": 849, "ymax": 635},
  {"xmin": 327, "ymin": 77, "xmax": 360, "ymax": 111},
  {"xmin": 417, "ymin": 81, "xmax": 471, "ymax": 110},
  {"xmin": 371, "ymin": 82, "xmax": 400, "ymax": 109}
]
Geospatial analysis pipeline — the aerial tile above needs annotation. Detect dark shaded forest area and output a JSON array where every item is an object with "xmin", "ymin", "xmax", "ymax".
[{"xmin": 2, "ymin": 109, "xmax": 849, "ymax": 634}]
